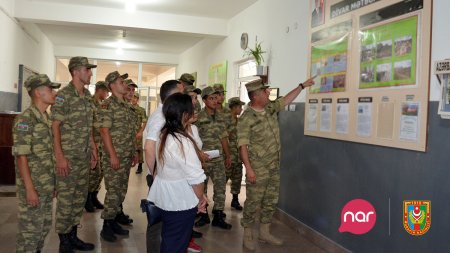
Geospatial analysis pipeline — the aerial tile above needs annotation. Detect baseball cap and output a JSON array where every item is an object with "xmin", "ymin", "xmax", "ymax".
[
  {"xmin": 124, "ymin": 79, "xmax": 138, "ymax": 88},
  {"xmin": 68, "ymin": 57, "xmax": 97, "ymax": 71},
  {"xmin": 228, "ymin": 97, "xmax": 245, "ymax": 107},
  {"xmin": 201, "ymin": 86, "xmax": 219, "ymax": 98},
  {"xmin": 245, "ymin": 78, "xmax": 269, "ymax": 92},
  {"xmin": 95, "ymin": 81, "xmax": 108, "ymax": 91},
  {"xmin": 213, "ymin": 83, "xmax": 225, "ymax": 93},
  {"xmin": 179, "ymin": 73, "xmax": 195, "ymax": 85},
  {"xmin": 24, "ymin": 74, "xmax": 61, "ymax": 92},
  {"xmin": 105, "ymin": 71, "xmax": 128, "ymax": 85}
]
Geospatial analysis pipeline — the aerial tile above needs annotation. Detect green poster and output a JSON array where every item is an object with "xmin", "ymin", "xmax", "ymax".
[
  {"xmin": 359, "ymin": 16, "xmax": 417, "ymax": 89},
  {"xmin": 208, "ymin": 61, "xmax": 227, "ymax": 87},
  {"xmin": 310, "ymin": 35, "xmax": 348, "ymax": 93}
]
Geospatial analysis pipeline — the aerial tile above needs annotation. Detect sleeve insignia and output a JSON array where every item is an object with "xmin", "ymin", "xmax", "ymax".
[
  {"xmin": 55, "ymin": 96, "xmax": 65, "ymax": 105},
  {"xmin": 16, "ymin": 122, "xmax": 29, "ymax": 132}
]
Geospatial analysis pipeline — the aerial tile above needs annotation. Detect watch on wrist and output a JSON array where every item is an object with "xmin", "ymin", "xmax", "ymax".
[{"xmin": 299, "ymin": 83, "xmax": 304, "ymax": 89}]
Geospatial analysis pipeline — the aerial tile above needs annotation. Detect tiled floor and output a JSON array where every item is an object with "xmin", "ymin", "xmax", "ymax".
[{"xmin": 1, "ymin": 167, "xmax": 328, "ymax": 253}]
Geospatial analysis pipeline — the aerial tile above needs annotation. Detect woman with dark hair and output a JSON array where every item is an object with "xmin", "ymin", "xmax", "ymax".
[{"xmin": 148, "ymin": 93, "xmax": 207, "ymax": 253}]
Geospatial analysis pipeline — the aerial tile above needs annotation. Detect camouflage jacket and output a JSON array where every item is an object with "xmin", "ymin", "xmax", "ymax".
[
  {"xmin": 92, "ymin": 98, "xmax": 102, "ymax": 145},
  {"xmin": 12, "ymin": 105, "xmax": 55, "ymax": 194},
  {"xmin": 96, "ymin": 96, "xmax": 136, "ymax": 158},
  {"xmin": 195, "ymin": 108, "xmax": 228, "ymax": 162},
  {"xmin": 237, "ymin": 98, "xmax": 285, "ymax": 169},
  {"xmin": 133, "ymin": 104, "xmax": 147, "ymax": 131},
  {"xmin": 50, "ymin": 82, "xmax": 94, "ymax": 156},
  {"xmin": 226, "ymin": 114, "xmax": 240, "ymax": 163}
]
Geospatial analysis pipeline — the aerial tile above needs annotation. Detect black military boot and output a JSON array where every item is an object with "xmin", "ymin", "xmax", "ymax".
[
  {"xmin": 69, "ymin": 226, "xmax": 94, "ymax": 251},
  {"xmin": 84, "ymin": 192, "xmax": 95, "ymax": 212},
  {"xmin": 231, "ymin": 194, "xmax": 243, "ymax": 210},
  {"xmin": 212, "ymin": 209, "xmax": 226, "ymax": 218},
  {"xmin": 136, "ymin": 163, "xmax": 143, "ymax": 174},
  {"xmin": 110, "ymin": 219, "xmax": 129, "ymax": 235},
  {"xmin": 211, "ymin": 210, "xmax": 232, "ymax": 230},
  {"xmin": 58, "ymin": 233, "xmax": 74, "ymax": 253},
  {"xmin": 194, "ymin": 206, "xmax": 210, "ymax": 227},
  {"xmin": 192, "ymin": 229, "xmax": 203, "ymax": 238},
  {"xmin": 91, "ymin": 191, "xmax": 104, "ymax": 209},
  {"xmin": 115, "ymin": 211, "xmax": 133, "ymax": 225},
  {"xmin": 100, "ymin": 220, "xmax": 117, "ymax": 242}
]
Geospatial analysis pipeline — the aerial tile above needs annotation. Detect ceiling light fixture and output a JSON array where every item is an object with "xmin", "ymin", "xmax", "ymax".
[{"xmin": 115, "ymin": 29, "xmax": 126, "ymax": 55}]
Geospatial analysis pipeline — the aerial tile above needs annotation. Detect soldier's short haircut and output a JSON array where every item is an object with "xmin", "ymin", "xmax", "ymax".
[{"xmin": 160, "ymin": 80, "xmax": 181, "ymax": 102}]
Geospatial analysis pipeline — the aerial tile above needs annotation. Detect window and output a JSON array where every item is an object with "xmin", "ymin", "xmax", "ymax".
[{"xmin": 236, "ymin": 59, "xmax": 259, "ymax": 104}]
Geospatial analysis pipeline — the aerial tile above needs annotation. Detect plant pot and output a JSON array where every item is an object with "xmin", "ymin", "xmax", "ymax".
[{"xmin": 256, "ymin": 65, "xmax": 267, "ymax": 76}]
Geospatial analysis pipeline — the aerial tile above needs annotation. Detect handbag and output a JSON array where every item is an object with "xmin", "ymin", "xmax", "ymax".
[
  {"xmin": 140, "ymin": 199, "xmax": 162, "ymax": 226},
  {"xmin": 141, "ymin": 174, "xmax": 162, "ymax": 226}
]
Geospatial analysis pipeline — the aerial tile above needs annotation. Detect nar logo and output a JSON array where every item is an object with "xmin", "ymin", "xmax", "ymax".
[{"xmin": 339, "ymin": 199, "xmax": 376, "ymax": 235}]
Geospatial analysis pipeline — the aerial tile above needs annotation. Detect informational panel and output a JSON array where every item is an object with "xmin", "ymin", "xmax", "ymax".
[
  {"xmin": 208, "ymin": 61, "xmax": 228, "ymax": 87},
  {"xmin": 305, "ymin": 0, "xmax": 432, "ymax": 152}
]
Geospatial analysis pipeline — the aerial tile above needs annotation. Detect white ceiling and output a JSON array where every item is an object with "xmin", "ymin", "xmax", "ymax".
[{"xmin": 16, "ymin": 0, "xmax": 259, "ymax": 59}]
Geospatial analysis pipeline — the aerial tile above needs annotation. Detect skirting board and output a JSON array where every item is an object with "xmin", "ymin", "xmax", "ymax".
[{"xmin": 274, "ymin": 209, "xmax": 351, "ymax": 253}]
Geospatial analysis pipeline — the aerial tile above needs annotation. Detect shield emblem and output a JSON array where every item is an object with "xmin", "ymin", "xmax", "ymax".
[{"xmin": 403, "ymin": 200, "xmax": 431, "ymax": 235}]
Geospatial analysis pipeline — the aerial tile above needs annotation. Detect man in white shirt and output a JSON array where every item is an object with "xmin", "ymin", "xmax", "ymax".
[{"xmin": 143, "ymin": 80, "xmax": 183, "ymax": 252}]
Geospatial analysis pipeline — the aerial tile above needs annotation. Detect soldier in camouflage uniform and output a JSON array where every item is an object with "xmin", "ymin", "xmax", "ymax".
[
  {"xmin": 51, "ymin": 56, "xmax": 97, "ymax": 252},
  {"xmin": 226, "ymin": 97, "xmax": 245, "ymax": 211},
  {"xmin": 213, "ymin": 83, "xmax": 230, "ymax": 114},
  {"xmin": 237, "ymin": 78, "xmax": 314, "ymax": 250},
  {"xmin": 194, "ymin": 86, "xmax": 232, "ymax": 230},
  {"xmin": 130, "ymin": 89, "xmax": 148, "ymax": 174},
  {"xmin": 179, "ymin": 73, "xmax": 201, "ymax": 113},
  {"xmin": 97, "ymin": 71, "xmax": 138, "ymax": 242},
  {"xmin": 85, "ymin": 81, "xmax": 109, "ymax": 212},
  {"xmin": 13, "ymin": 74, "xmax": 60, "ymax": 253}
]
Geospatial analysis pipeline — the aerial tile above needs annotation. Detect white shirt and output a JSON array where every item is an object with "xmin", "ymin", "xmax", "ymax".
[
  {"xmin": 190, "ymin": 124, "xmax": 203, "ymax": 149},
  {"xmin": 145, "ymin": 104, "xmax": 164, "ymax": 141},
  {"xmin": 148, "ymin": 133, "xmax": 206, "ymax": 211}
]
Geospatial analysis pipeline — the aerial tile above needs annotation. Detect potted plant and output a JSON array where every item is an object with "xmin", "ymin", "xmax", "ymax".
[{"xmin": 244, "ymin": 41, "xmax": 267, "ymax": 75}]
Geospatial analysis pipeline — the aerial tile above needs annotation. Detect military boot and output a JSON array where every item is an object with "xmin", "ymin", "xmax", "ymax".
[
  {"xmin": 259, "ymin": 223, "xmax": 283, "ymax": 245},
  {"xmin": 58, "ymin": 233, "xmax": 74, "ymax": 253},
  {"xmin": 212, "ymin": 209, "xmax": 226, "ymax": 218},
  {"xmin": 100, "ymin": 220, "xmax": 117, "ymax": 242},
  {"xmin": 136, "ymin": 163, "xmax": 143, "ymax": 174},
  {"xmin": 194, "ymin": 206, "xmax": 210, "ymax": 227},
  {"xmin": 115, "ymin": 211, "xmax": 133, "ymax": 225},
  {"xmin": 91, "ymin": 191, "xmax": 104, "ymax": 209},
  {"xmin": 110, "ymin": 219, "xmax": 129, "ymax": 235},
  {"xmin": 231, "ymin": 194, "xmax": 243, "ymax": 210},
  {"xmin": 243, "ymin": 227, "xmax": 255, "ymax": 251},
  {"xmin": 69, "ymin": 226, "xmax": 95, "ymax": 251},
  {"xmin": 211, "ymin": 210, "xmax": 232, "ymax": 230},
  {"xmin": 84, "ymin": 192, "xmax": 95, "ymax": 212}
]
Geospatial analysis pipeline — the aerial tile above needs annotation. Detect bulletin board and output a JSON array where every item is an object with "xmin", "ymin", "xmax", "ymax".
[{"xmin": 304, "ymin": 0, "xmax": 432, "ymax": 152}]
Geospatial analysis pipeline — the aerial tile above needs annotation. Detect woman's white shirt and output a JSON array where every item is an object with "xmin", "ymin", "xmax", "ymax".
[{"xmin": 148, "ymin": 133, "xmax": 206, "ymax": 211}]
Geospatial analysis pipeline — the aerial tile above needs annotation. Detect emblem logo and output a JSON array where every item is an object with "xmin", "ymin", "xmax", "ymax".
[
  {"xmin": 338, "ymin": 199, "xmax": 376, "ymax": 234},
  {"xmin": 403, "ymin": 200, "xmax": 431, "ymax": 235}
]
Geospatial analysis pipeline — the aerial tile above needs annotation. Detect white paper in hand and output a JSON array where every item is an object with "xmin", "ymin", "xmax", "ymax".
[{"xmin": 204, "ymin": 150, "xmax": 220, "ymax": 159}]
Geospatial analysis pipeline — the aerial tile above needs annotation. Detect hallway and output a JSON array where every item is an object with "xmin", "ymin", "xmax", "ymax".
[{"xmin": 0, "ymin": 167, "xmax": 328, "ymax": 253}]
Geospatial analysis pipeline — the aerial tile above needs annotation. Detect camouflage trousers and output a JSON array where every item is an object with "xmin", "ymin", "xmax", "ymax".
[
  {"xmin": 55, "ymin": 153, "xmax": 90, "ymax": 234},
  {"xmin": 205, "ymin": 160, "xmax": 226, "ymax": 211},
  {"xmin": 88, "ymin": 150, "xmax": 103, "ymax": 192},
  {"xmin": 16, "ymin": 189, "xmax": 53, "ymax": 253},
  {"xmin": 241, "ymin": 165, "xmax": 280, "ymax": 227},
  {"xmin": 225, "ymin": 161, "xmax": 243, "ymax": 194},
  {"xmin": 101, "ymin": 155, "xmax": 132, "ymax": 219},
  {"xmin": 137, "ymin": 138, "xmax": 144, "ymax": 164}
]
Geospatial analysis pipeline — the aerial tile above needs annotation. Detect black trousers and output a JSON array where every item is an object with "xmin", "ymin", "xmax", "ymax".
[{"xmin": 160, "ymin": 207, "xmax": 197, "ymax": 253}]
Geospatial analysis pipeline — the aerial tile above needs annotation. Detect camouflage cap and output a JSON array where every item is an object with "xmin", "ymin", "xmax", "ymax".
[
  {"xmin": 105, "ymin": 71, "xmax": 128, "ymax": 85},
  {"xmin": 124, "ymin": 79, "xmax": 138, "ymax": 88},
  {"xmin": 68, "ymin": 56, "xmax": 97, "ymax": 71},
  {"xmin": 95, "ymin": 81, "xmax": 108, "ymax": 91},
  {"xmin": 201, "ymin": 86, "xmax": 219, "ymax": 98},
  {"xmin": 185, "ymin": 85, "xmax": 201, "ymax": 95},
  {"xmin": 245, "ymin": 78, "xmax": 269, "ymax": 92},
  {"xmin": 228, "ymin": 97, "xmax": 245, "ymax": 107},
  {"xmin": 133, "ymin": 91, "xmax": 139, "ymax": 98},
  {"xmin": 213, "ymin": 83, "xmax": 225, "ymax": 93},
  {"xmin": 24, "ymin": 74, "xmax": 61, "ymax": 92},
  {"xmin": 179, "ymin": 73, "xmax": 195, "ymax": 85}
]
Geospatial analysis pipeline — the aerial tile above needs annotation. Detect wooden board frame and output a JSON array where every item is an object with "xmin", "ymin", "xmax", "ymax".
[{"xmin": 304, "ymin": 0, "xmax": 432, "ymax": 152}]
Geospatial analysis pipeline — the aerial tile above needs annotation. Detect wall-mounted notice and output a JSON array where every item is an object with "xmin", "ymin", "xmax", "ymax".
[
  {"xmin": 310, "ymin": 35, "xmax": 348, "ymax": 93},
  {"xmin": 311, "ymin": 0, "xmax": 325, "ymax": 28},
  {"xmin": 320, "ymin": 98, "xmax": 332, "ymax": 132},
  {"xmin": 308, "ymin": 99, "xmax": 319, "ymax": 131},
  {"xmin": 330, "ymin": 0, "xmax": 380, "ymax": 19},
  {"xmin": 400, "ymin": 102, "xmax": 420, "ymax": 141},
  {"xmin": 336, "ymin": 98, "xmax": 350, "ymax": 134},
  {"xmin": 359, "ymin": 16, "xmax": 418, "ymax": 89},
  {"xmin": 357, "ymin": 97, "xmax": 373, "ymax": 137}
]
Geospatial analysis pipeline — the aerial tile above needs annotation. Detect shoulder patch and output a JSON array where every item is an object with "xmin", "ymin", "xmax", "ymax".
[
  {"xmin": 55, "ymin": 96, "xmax": 65, "ymax": 105},
  {"xmin": 101, "ymin": 103, "xmax": 109, "ymax": 109},
  {"xmin": 16, "ymin": 122, "xmax": 29, "ymax": 132}
]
